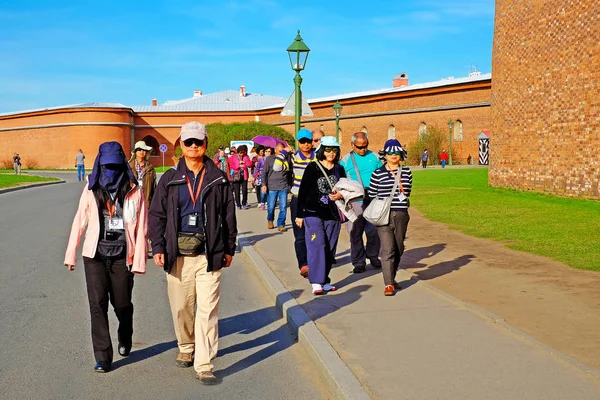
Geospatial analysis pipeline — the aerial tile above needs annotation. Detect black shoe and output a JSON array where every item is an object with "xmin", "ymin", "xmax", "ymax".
[
  {"xmin": 118, "ymin": 343, "xmax": 131, "ymax": 356},
  {"xmin": 370, "ymin": 260, "xmax": 382, "ymax": 269},
  {"xmin": 94, "ymin": 361, "xmax": 111, "ymax": 373},
  {"xmin": 353, "ymin": 265, "xmax": 366, "ymax": 273}
]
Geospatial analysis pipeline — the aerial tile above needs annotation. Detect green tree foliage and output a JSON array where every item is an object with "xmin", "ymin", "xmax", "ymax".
[
  {"xmin": 407, "ymin": 125, "xmax": 447, "ymax": 166},
  {"xmin": 174, "ymin": 122, "xmax": 294, "ymax": 161}
]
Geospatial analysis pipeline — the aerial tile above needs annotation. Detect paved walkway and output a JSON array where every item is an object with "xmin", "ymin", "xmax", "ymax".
[{"xmin": 237, "ymin": 205, "xmax": 600, "ymax": 400}]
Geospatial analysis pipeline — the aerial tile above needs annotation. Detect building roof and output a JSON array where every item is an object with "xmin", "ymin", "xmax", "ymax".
[
  {"xmin": 0, "ymin": 73, "xmax": 491, "ymax": 117},
  {"xmin": 0, "ymin": 102, "xmax": 129, "ymax": 117},
  {"xmin": 261, "ymin": 73, "xmax": 492, "ymax": 110},
  {"xmin": 132, "ymin": 90, "xmax": 286, "ymax": 113}
]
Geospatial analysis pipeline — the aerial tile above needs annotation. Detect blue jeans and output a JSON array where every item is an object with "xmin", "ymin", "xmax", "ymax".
[
  {"xmin": 77, "ymin": 164, "xmax": 85, "ymax": 181},
  {"xmin": 441, "ymin": 160, "xmax": 447, "ymax": 168},
  {"xmin": 267, "ymin": 190, "xmax": 288, "ymax": 227}
]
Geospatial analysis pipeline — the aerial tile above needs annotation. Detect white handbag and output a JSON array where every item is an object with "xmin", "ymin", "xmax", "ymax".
[{"xmin": 363, "ymin": 168, "xmax": 403, "ymax": 226}]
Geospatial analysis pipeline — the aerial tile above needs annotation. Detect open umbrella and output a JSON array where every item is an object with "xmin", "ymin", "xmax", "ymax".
[{"xmin": 251, "ymin": 135, "xmax": 288, "ymax": 149}]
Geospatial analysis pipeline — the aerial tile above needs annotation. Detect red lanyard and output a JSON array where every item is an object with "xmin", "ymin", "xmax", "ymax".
[
  {"xmin": 105, "ymin": 200, "xmax": 116, "ymax": 219},
  {"xmin": 186, "ymin": 169, "xmax": 206, "ymax": 208},
  {"xmin": 387, "ymin": 167, "xmax": 406, "ymax": 194}
]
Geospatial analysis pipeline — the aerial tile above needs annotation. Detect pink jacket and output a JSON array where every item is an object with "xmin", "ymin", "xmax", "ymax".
[
  {"xmin": 64, "ymin": 181, "xmax": 148, "ymax": 274},
  {"xmin": 229, "ymin": 154, "xmax": 252, "ymax": 180}
]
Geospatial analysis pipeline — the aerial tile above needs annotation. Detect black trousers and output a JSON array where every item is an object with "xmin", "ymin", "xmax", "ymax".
[
  {"xmin": 83, "ymin": 256, "xmax": 134, "ymax": 363},
  {"xmin": 290, "ymin": 196, "xmax": 307, "ymax": 269},
  {"xmin": 232, "ymin": 179, "xmax": 248, "ymax": 207}
]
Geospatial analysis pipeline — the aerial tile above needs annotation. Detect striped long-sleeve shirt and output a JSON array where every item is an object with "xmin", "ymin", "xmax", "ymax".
[
  {"xmin": 273, "ymin": 149, "xmax": 316, "ymax": 196},
  {"xmin": 367, "ymin": 165, "xmax": 412, "ymax": 211}
]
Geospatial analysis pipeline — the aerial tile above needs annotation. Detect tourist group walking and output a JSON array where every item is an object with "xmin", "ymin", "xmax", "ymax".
[{"xmin": 63, "ymin": 120, "xmax": 412, "ymax": 383}]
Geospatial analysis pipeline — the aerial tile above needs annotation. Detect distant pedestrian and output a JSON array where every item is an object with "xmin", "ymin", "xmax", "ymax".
[
  {"xmin": 262, "ymin": 143, "xmax": 291, "ymax": 231},
  {"xmin": 368, "ymin": 139, "xmax": 412, "ymax": 296},
  {"xmin": 295, "ymin": 136, "xmax": 346, "ymax": 295},
  {"xmin": 421, "ymin": 149, "xmax": 429, "ymax": 168},
  {"xmin": 275, "ymin": 129, "xmax": 316, "ymax": 278},
  {"xmin": 252, "ymin": 148, "xmax": 267, "ymax": 209},
  {"xmin": 229, "ymin": 144, "xmax": 252, "ymax": 209},
  {"xmin": 75, "ymin": 149, "xmax": 86, "ymax": 181},
  {"xmin": 440, "ymin": 149, "xmax": 449, "ymax": 168},
  {"xmin": 64, "ymin": 141, "xmax": 148, "ymax": 373},
  {"xmin": 149, "ymin": 121, "xmax": 237, "ymax": 385},
  {"xmin": 340, "ymin": 132, "xmax": 382, "ymax": 273},
  {"xmin": 13, "ymin": 153, "xmax": 21, "ymax": 175},
  {"xmin": 128, "ymin": 140, "xmax": 157, "ymax": 209},
  {"xmin": 213, "ymin": 147, "xmax": 230, "ymax": 174}
]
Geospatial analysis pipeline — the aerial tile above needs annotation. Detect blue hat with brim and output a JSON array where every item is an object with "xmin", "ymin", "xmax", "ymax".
[
  {"xmin": 383, "ymin": 139, "xmax": 404, "ymax": 154},
  {"xmin": 317, "ymin": 136, "xmax": 341, "ymax": 151},
  {"xmin": 296, "ymin": 128, "xmax": 312, "ymax": 141},
  {"xmin": 98, "ymin": 142, "xmax": 127, "ymax": 165}
]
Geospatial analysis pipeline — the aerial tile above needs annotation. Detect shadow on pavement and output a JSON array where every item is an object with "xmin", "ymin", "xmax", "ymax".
[
  {"xmin": 112, "ymin": 340, "xmax": 177, "ymax": 370},
  {"xmin": 216, "ymin": 285, "xmax": 369, "ymax": 378},
  {"xmin": 413, "ymin": 254, "xmax": 475, "ymax": 280},
  {"xmin": 402, "ymin": 243, "xmax": 447, "ymax": 269}
]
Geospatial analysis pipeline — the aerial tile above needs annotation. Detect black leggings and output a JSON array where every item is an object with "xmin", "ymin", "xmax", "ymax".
[
  {"xmin": 232, "ymin": 180, "xmax": 248, "ymax": 207},
  {"xmin": 83, "ymin": 256, "xmax": 134, "ymax": 363}
]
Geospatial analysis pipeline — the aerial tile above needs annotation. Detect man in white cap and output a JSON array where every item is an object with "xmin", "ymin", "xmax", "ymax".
[
  {"xmin": 149, "ymin": 121, "xmax": 237, "ymax": 384},
  {"xmin": 129, "ymin": 140, "xmax": 156, "ymax": 209}
]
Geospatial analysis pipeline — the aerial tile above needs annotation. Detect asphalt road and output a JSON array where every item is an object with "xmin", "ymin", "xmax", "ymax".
[{"xmin": 0, "ymin": 173, "xmax": 328, "ymax": 400}]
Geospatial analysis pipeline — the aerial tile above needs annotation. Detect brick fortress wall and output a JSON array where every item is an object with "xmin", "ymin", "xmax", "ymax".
[{"xmin": 490, "ymin": 0, "xmax": 600, "ymax": 198}]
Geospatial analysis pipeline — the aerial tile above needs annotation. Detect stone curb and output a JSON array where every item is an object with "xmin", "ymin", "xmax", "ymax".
[
  {"xmin": 394, "ymin": 268, "xmax": 600, "ymax": 381},
  {"xmin": 0, "ymin": 179, "xmax": 65, "ymax": 195},
  {"xmin": 238, "ymin": 235, "xmax": 372, "ymax": 400}
]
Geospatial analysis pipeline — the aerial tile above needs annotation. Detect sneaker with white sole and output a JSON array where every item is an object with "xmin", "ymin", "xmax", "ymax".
[
  {"xmin": 312, "ymin": 283, "xmax": 324, "ymax": 295},
  {"xmin": 322, "ymin": 283, "xmax": 336, "ymax": 292}
]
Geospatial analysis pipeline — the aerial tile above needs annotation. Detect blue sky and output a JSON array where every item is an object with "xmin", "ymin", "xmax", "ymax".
[{"xmin": 0, "ymin": 0, "xmax": 495, "ymax": 113}]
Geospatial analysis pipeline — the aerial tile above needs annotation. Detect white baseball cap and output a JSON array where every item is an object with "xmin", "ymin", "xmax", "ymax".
[{"xmin": 180, "ymin": 121, "xmax": 207, "ymax": 141}]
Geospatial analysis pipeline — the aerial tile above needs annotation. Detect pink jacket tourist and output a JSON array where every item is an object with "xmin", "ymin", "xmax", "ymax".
[
  {"xmin": 229, "ymin": 153, "xmax": 252, "ymax": 180},
  {"xmin": 64, "ymin": 181, "xmax": 148, "ymax": 274}
]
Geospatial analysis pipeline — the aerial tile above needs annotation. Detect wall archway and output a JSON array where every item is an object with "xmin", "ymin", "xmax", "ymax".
[
  {"xmin": 453, "ymin": 120, "xmax": 463, "ymax": 141},
  {"xmin": 361, "ymin": 126, "xmax": 368, "ymax": 134},
  {"xmin": 140, "ymin": 135, "xmax": 161, "ymax": 157},
  {"xmin": 387, "ymin": 124, "xmax": 396, "ymax": 139},
  {"xmin": 419, "ymin": 122, "xmax": 427, "ymax": 137}
]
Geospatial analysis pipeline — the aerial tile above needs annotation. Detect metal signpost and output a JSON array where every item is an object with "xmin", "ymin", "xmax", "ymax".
[{"xmin": 159, "ymin": 144, "xmax": 167, "ymax": 169}]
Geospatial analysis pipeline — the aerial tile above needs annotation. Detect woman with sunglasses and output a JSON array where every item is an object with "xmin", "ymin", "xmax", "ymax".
[
  {"xmin": 367, "ymin": 139, "xmax": 412, "ymax": 296},
  {"xmin": 295, "ymin": 136, "xmax": 346, "ymax": 295}
]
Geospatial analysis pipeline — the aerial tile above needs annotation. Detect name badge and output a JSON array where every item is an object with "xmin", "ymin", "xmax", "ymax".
[
  {"xmin": 188, "ymin": 213, "xmax": 198, "ymax": 228},
  {"xmin": 108, "ymin": 217, "xmax": 124, "ymax": 230},
  {"xmin": 397, "ymin": 193, "xmax": 407, "ymax": 203}
]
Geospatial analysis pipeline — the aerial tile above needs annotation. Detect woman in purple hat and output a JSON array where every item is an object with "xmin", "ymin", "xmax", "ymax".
[
  {"xmin": 368, "ymin": 139, "xmax": 412, "ymax": 296},
  {"xmin": 64, "ymin": 141, "xmax": 148, "ymax": 373}
]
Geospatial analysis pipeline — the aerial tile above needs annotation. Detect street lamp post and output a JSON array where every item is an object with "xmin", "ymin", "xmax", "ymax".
[
  {"xmin": 447, "ymin": 120, "xmax": 454, "ymax": 166},
  {"xmin": 332, "ymin": 100, "xmax": 342, "ymax": 143},
  {"xmin": 287, "ymin": 30, "xmax": 310, "ymax": 139}
]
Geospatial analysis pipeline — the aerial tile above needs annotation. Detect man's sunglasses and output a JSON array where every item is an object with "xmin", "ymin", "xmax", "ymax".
[
  {"xmin": 354, "ymin": 144, "xmax": 368, "ymax": 150},
  {"xmin": 386, "ymin": 151, "xmax": 402, "ymax": 156},
  {"xmin": 323, "ymin": 147, "xmax": 339, "ymax": 153},
  {"xmin": 313, "ymin": 139, "xmax": 321, "ymax": 143},
  {"xmin": 298, "ymin": 138, "xmax": 312, "ymax": 144},
  {"xmin": 183, "ymin": 138, "xmax": 205, "ymax": 147}
]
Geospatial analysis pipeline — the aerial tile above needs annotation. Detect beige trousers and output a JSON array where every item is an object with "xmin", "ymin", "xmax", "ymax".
[{"xmin": 166, "ymin": 255, "xmax": 221, "ymax": 373}]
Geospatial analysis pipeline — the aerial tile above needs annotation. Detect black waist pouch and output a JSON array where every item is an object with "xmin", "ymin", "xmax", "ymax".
[
  {"xmin": 97, "ymin": 231, "xmax": 126, "ymax": 260},
  {"xmin": 177, "ymin": 232, "xmax": 206, "ymax": 256}
]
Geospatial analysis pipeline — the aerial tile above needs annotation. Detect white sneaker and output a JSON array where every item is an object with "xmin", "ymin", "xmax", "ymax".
[
  {"xmin": 323, "ymin": 283, "xmax": 336, "ymax": 292},
  {"xmin": 312, "ymin": 283, "xmax": 324, "ymax": 295}
]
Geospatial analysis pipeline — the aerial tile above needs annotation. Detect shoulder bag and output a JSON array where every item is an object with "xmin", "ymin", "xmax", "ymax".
[
  {"xmin": 315, "ymin": 161, "xmax": 348, "ymax": 223},
  {"xmin": 363, "ymin": 167, "xmax": 404, "ymax": 226}
]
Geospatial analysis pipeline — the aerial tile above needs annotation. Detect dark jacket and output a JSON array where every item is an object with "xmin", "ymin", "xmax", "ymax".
[
  {"xmin": 148, "ymin": 156, "xmax": 237, "ymax": 273},
  {"xmin": 129, "ymin": 159, "xmax": 157, "ymax": 209}
]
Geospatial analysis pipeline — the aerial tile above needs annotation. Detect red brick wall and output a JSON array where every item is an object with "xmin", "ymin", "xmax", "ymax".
[
  {"xmin": 490, "ymin": 0, "xmax": 600, "ymax": 198},
  {"xmin": 0, "ymin": 109, "xmax": 132, "ymax": 168},
  {"xmin": 0, "ymin": 82, "xmax": 492, "ymax": 169}
]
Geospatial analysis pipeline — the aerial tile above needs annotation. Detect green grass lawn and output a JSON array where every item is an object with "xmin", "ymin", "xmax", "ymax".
[
  {"xmin": 410, "ymin": 168, "xmax": 600, "ymax": 271},
  {"xmin": 0, "ymin": 174, "xmax": 60, "ymax": 189}
]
